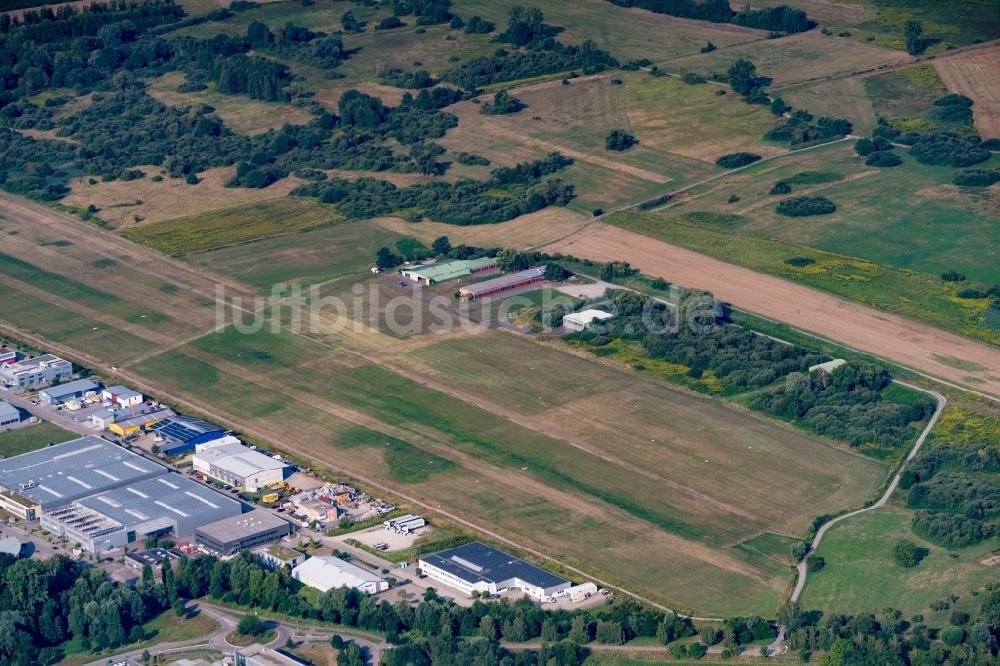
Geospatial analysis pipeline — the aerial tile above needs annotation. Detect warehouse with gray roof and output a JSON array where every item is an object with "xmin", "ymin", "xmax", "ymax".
[
  {"xmin": 418, "ymin": 541, "xmax": 570, "ymax": 600},
  {"xmin": 41, "ymin": 474, "xmax": 242, "ymax": 552},
  {"xmin": 195, "ymin": 509, "xmax": 291, "ymax": 556},
  {"xmin": 0, "ymin": 436, "xmax": 166, "ymax": 510}
]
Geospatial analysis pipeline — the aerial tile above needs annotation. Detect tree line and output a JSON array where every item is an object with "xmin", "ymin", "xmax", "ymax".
[{"xmin": 605, "ymin": 0, "xmax": 810, "ymax": 33}]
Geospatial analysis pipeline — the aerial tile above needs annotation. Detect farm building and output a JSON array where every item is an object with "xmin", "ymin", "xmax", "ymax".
[
  {"xmin": 399, "ymin": 257, "xmax": 496, "ymax": 284},
  {"xmin": 41, "ymin": 474, "xmax": 241, "ymax": 552},
  {"xmin": 107, "ymin": 407, "xmax": 175, "ymax": 437},
  {"xmin": 458, "ymin": 267, "xmax": 546, "ymax": 300},
  {"xmin": 192, "ymin": 442, "xmax": 287, "ymax": 492},
  {"xmin": 195, "ymin": 509, "xmax": 292, "ymax": 556},
  {"xmin": 0, "ymin": 354, "xmax": 73, "ymax": 391},
  {"xmin": 291, "ymin": 555, "xmax": 388, "ymax": 594},
  {"xmin": 0, "ymin": 435, "xmax": 166, "ymax": 511},
  {"xmin": 256, "ymin": 544, "xmax": 306, "ymax": 570},
  {"xmin": 562, "ymin": 309, "xmax": 613, "ymax": 332},
  {"xmin": 0, "ymin": 491, "xmax": 40, "ymax": 521},
  {"xmin": 0, "ymin": 400, "xmax": 20, "ymax": 427},
  {"xmin": 102, "ymin": 385, "xmax": 144, "ymax": 408},
  {"xmin": 150, "ymin": 415, "xmax": 226, "ymax": 455},
  {"xmin": 419, "ymin": 541, "xmax": 570, "ymax": 600},
  {"xmin": 38, "ymin": 378, "xmax": 99, "ymax": 406}
]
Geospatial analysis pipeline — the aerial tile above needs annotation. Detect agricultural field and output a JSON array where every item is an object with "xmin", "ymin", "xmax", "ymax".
[
  {"xmin": 453, "ymin": 0, "xmax": 766, "ymax": 62},
  {"xmin": 0, "ymin": 422, "xmax": 77, "ymax": 458},
  {"xmin": 863, "ymin": 64, "xmax": 948, "ymax": 123},
  {"xmin": 662, "ymin": 31, "xmax": 905, "ymax": 88},
  {"xmin": 128, "ymin": 307, "xmax": 886, "ymax": 616},
  {"xmin": 779, "ymin": 77, "xmax": 878, "ymax": 135},
  {"xmin": 646, "ymin": 142, "xmax": 1000, "ymax": 284},
  {"xmin": 123, "ymin": 198, "xmax": 340, "ymax": 255},
  {"xmin": 547, "ymin": 220, "xmax": 1000, "ymax": 393},
  {"xmin": 934, "ymin": 45, "xmax": 1000, "ymax": 138}
]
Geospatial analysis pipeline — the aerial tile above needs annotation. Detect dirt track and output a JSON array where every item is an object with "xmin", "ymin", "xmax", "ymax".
[{"xmin": 546, "ymin": 223, "xmax": 1000, "ymax": 398}]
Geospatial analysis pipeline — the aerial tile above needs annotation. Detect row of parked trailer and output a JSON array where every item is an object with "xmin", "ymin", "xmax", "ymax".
[{"xmin": 382, "ymin": 514, "xmax": 426, "ymax": 534}]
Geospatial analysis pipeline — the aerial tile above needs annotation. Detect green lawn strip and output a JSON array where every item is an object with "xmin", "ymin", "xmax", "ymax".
[
  {"xmin": 0, "ymin": 422, "xmax": 78, "ymax": 458},
  {"xmin": 53, "ymin": 611, "xmax": 218, "ymax": 666}
]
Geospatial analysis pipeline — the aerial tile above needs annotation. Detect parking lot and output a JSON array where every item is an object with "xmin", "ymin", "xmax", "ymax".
[{"xmin": 342, "ymin": 524, "xmax": 431, "ymax": 552}]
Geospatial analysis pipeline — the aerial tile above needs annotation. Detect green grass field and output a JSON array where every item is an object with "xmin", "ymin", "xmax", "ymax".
[
  {"xmin": 453, "ymin": 0, "xmax": 765, "ymax": 63},
  {"xmin": 186, "ymin": 219, "xmax": 406, "ymax": 291},
  {"xmin": 125, "ymin": 198, "xmax": 340, "ymax": 255},
  {"xmin": 863, "ymin": 65, "xmax": 947, "ymax": 121},
  {"xmin": 0, "ymin": 422, "xmax": 77, "ymax": 458},
  {"xmin": 799, "ymin": 503, "xmax": 999, "ymax": 615},
  {"xmin": 127, "ymin": 311, "xmax": 887, "ymax": 616}
]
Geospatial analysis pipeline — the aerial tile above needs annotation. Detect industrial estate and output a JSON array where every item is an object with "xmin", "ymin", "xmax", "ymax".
[{"xmin": 0, "ymin": 0, "xmax": 998, "ymax": 665}]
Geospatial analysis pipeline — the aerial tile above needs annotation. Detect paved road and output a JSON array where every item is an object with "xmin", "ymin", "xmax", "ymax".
[{"xmin": 83, "ymin": 600, "xmax": 387, "ymax": 666}]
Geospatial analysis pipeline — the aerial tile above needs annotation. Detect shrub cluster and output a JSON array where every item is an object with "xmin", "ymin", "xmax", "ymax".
[
  {"xmin": 715, "ymin": 152, "xmax": 761, "ymax": 168},
  {"xmin": 776, "ymin": 195, "xmax": 836, "ymax": 216},
  {"xmin": 605, "ymin": 129, "xmax": 638, "ymax": 151},
  {"xmin": 953, "ymin": 168, "xmax": 1000, "ymax": 187}
]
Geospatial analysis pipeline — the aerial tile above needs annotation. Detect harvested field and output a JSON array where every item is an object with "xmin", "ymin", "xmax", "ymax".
[
  {"xmin": 545, "ymin": 222, "xmax": 1000, "ymax": 397},
  {"xmin": 63, "ymin": 166, "xmax": 307, "ymax": 229},
  {"xmin": 934, "ymin": 45, "xmax": 1000, "ymax": 137}
]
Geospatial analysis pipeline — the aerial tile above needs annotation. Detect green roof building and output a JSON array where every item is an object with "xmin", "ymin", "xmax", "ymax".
[{"xmin": 399, "ymin": 257, "xmax": 496, "ymax": 284}]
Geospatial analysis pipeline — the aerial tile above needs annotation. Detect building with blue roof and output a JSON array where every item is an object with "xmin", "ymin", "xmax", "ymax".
[
  {"xmin": 38, "ymin": 378, "xmax": 100, "ymax": 405},
  {"xmin": 150, "ymin": 415, "xmax": 226, "ymax": 456},
  {"xmin": 419, "ymin": 541, "xmax": 570, "ymax": 600}
]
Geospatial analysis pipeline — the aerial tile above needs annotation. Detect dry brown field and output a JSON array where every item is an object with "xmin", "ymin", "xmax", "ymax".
[{"xmin": 934, "ymin": 45, "xmax": 1000, "ymax": 137}]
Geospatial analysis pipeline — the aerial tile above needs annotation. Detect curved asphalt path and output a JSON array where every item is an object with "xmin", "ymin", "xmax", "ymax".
[
  {"xmin": 82, "ymin": 601, "xmax": 387, "ymax": 666},
  {"xmin": 768, "ymin": 381, "xmax": 947, "ymax": 651}
]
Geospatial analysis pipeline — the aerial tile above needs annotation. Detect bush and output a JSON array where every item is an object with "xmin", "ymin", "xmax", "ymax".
[
  {"xmin": 377, "ymin": 16, "xmax": 404, "ymax": 30},
  {"xmin": 953, "ymin": 168, "xmax": 1000, "ymax": 187},
  {"xmin": 682, "ymin": 72, "xmax": 706, "ymax": 84},
  {"xmin": 941, "ymin": 270, "xmax": 966, "ymax": 282},
  {"xmin": 715, "ymin": 152, "xmax": 761, "ymax": 168},
  {"xmin": 480, "ymin": 90, "xmax": 526, "ymax": 115},
  {"xmin": 865, "ymin": 151, "xmax": 902, "ymax": 167},
  {"xmin": 776, "ymin": 196, "xmax": 836, "ymax": 217},
  {"xmin": 605, "ymin": 129, "xmax": 638, "ymax": 151},
  {"xmin": 941, "ymin": 627, "xmax": 965, "ymax": 646},
  {"xmin": 893, "ymin": 540, "xmax": 924, "ymax": 568},
  {"xmin": 770, "ymin": 181, "xmax": 791, "ymax": 194},
  {"xmin": 784, "ymin": 256, "xmax": 815, "ymax": 267},
  {"xmin": 957, "ymin": 288, "xmax": 987, "ymax": 299},
  {"xmin": 909, "ymin": 133, "xmax": 991, "ymax": 167}
]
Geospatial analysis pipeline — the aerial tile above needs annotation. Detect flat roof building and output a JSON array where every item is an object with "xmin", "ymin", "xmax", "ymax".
[
  {"xmin": 458, "ymin": 267, "xmax": 546, "ymax": 300},
  {"xmin": 192, "ymin": 442, "xmax": 287, "ymax": 493},
  {"xmin": 399, "ymin": 257, "xmax": 496, "ymax": 285},
  {"xmin": 0, "ymin": 436, "xmax": 166, "ymax": 511},
  {"xmin": 291, "ymin": 555, "xmax": 388, "ymax": 594},
  {"xmin": 256, "ymin": 544, "xmax": 306, "ymax": 570},
  {"xmin": 41, "ymin": 474, "xmax": 242, "ymax": 552},
  {"xmin": 0, "ymin": 400, "xmax": 20, "ymax": 427},
  {"xmin": 107, "ymin": 407, "xmax": 174, "ymax": 438},
  {"xmin": 562, "ymin": 309, "xmax": 613, "ymax": 333},
  {"xmin": 419, "ymin": 541, "xmax": 570, "ymax": 600},
  {"xmin": 195, "ymin": 509, "xmax": 291, "ymax": 556},
  {"xmin": 0, "ymin": 490, "xmax": 41, "ymax": 521},
  {"xmin": 124, "ymin": 547, "xmax": 181, "ymax": 572},
  {"xmin": 150, "ymin": 415, "xmax": 226, "ymax": 456},
  {"xmin": 39, "ymin": 379, "xmax": 100, "ymax": 406},
  {"xmin": 102, "ymin": 386, "xmax": 144, "ymax": 408},
  {"xmin": 235, "ymin": 645, "xmax": 309, "ymax": 666},
  {"xmin": 0, "ymin": 354, "xmax": 73, "ymax": 391}
]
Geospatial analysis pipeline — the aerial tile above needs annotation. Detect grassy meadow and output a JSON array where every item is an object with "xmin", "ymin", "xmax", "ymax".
[{"xmin": 0, "ymin": 422, "xmax": 78, "ymax": 458}]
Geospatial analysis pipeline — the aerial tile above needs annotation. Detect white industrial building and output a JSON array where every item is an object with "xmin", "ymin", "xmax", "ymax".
[
  {"xmin": 0, "ymin": 401, "xmax": 20, "ymax": 427},
  {"xmin": 102, "ymin": 385, "xmax": 144, "ymax": 408},
  {"xmin": 192, "ymin": 442, "xmax": 287, "ymax": 492},
  {"xmin": 41, "ymin": 474, "xmax": 242, "ymax": 552},
  {"xmin": 0, "ymin": 353, "xmax": 73, "ymax": 391},
  {"xmin": 562, "ymin": 309, "xmax": 613, "ymax": 332},
  {"xmin": 292, "ymin": 555, "xmax": 388, "ymax": 594},
  {"xmin": 419, "ymin": 541, "xmax": 570, "ymax": 600},
  {"xmin": 383, "ymin": 514, "xmax": 426, "ymax": 534}
]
